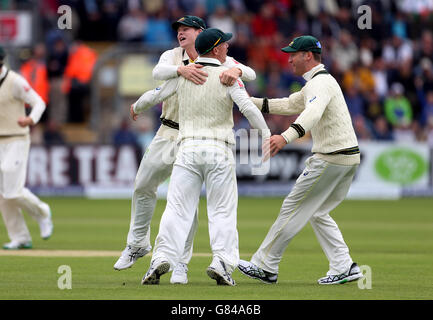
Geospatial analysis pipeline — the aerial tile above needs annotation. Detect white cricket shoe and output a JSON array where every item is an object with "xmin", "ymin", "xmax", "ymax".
[
  {"xmin": 141, "ymin": 259, "xmax": 170, "ymax": 285},
  {"xmin": 3, "ymin": 240, "xmax": 32, "ymax": 250},
  {"xmin": 317, "ymin": 262, "xmax": 363, "ymax": 285},
  {"xmin": 170, "ymin": 262, "xmax": 188, "ymax": 284},
  {"xmin": 206, "ymin": 259, "xmax": 236, "ymax": 286},
  {"xmin": 113, "ymin": 245, "xmax": 150, "ymax": 270},
  {"xmin": 39, "ymin": 204, "xmax": 53, "ymax": 240}
]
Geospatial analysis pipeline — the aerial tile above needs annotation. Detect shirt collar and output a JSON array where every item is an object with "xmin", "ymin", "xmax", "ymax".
[
  {"xmin": 195, "ymin": 57, "xmax": 222, "ymax": 66},
  {"xmin": 0, "ymin": 66, "xmax": 7, "ymax": 80},
  {"xmin": 302, "ymin": 63, "xmax": 325, "ymax": 81},
  {"xmin": 182, "ymin": 50, "xmax": 197, "ymax": 65}
]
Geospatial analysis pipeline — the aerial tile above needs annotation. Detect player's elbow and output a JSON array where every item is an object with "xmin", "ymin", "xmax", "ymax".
[{"xmin": 152, "ymin": 67, "xmax": 162, "ymax": 80}]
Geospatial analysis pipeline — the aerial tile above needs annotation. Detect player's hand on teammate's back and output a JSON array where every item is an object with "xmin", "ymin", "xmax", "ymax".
[
  {"xmin": 17, "ymin": 116, "xmax": 34, "ymax": 127},
  {"xmin": 269, "ymin": 135, "xmax": 287, "ymax": 158},
  {"xmin": 220, "ymin": 67, "xmax": 242, "ymax": 86},
  {"xmin": 130, "ymin": 104, "xmax": 138, "ymax": 121},
  {"xmin": 178, "ymin": 64, "xmax": 208, "ymax": 85}
]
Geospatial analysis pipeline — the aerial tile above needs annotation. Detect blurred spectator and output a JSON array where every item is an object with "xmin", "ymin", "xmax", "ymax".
[
  {"xmin": 414, "ymin": 31, "xmax": 433, "ymax": 67},
  {"xmin": 353, "ymin": 115, "xmax": 372, "ymax": 141},
  {"xmin": 101, "ymin": 0, "xmax": 124, "ymax": 41},
  {"xmin": 76, "ymin": 0, "xmax": 104, "ymax": 41},
  {"xmin": 62, "ymin": 41, "xmax": 98, "ymax": 123},
  {"xmin": 143, "ymin": 10, "xmax": 174, "ymax": 48},
  {"xmin": 205, "ymin": 0, "xmax": 228, "ymax": 14},
  {"xmin": 113, "ymin": 118, "xmax": 139, "ymax": 146},
  {"xmin": 382, "ymin": 35, "xmax": 413, "ymax": 70},
  {"xmin": 364, "ymin": 91, "xmax": 384, "ymax": 126},
  {"xmin": 117, "ymin": 5, "xmax": 147, "ymax": 42},
  {"xmin": 416, "ymin": 76, "xmax": 433, "ymax": 128},
  {"xmin": 227, "ymin": 30, "xmax": 249, "ymax": 64},
  {"xmin": 43, "ymin": 119, "xmax": 66, "ymax": 145},
  {"xmin": 384, "ymin": 83, "xmax": 413, "ymax": 128},
  {"xmin": 46, "ymin": 33, "xmax": 69, "ymax": 124},
  {"xmin": 208, "ymin": 5, "xmax": 235, "ymax": 36},
  {"xmin": 251, "ymin": 3, "xmax": 278, "ymax": 38},
  {"xmin": 342, "ymin": 64, "xmax": 375, "ymax": 95},
  {"xmin": 391, "ymin": 11, "xmax": 409, "ymax": 39},
  {"xmin": 20, "ymin": 43, "xmax": 50, "ymax": 105},
  {"xmin": 372, "ymin": 116, "xmax": 394, "ymax": 141},
  {"xmin": 331, "ymin": 29, "xmax": 358, "ymax": 72},
  {"xmin": 345, "ymin": 86, "xmax": 364, "ymax": 119},
  {"xmin": 311, "ymin": 11, "xmax": 340, "ymax": 39},
  {"xmin": 392, "ymin": 64, "xmax": 420, "ymax": 120},
  {"xmin": 371, "ymin": 57, "xmax": 389, "ymax": 99},
  {"xmin": 304, "ymin": 0, "xmax": 338, "ymax": 17},
  {"xmin": 418, "ymin": 58, "xmax": 433, "ymax": 93}
]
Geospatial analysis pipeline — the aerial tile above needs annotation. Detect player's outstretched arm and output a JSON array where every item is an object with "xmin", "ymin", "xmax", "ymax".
[
  {"xmin": 250, "ymin": 91, "xmax": 305, "ymax": 116},
  {"xmin": 132, "ymin": 79, "xmax": 178, "ymax": 119}
]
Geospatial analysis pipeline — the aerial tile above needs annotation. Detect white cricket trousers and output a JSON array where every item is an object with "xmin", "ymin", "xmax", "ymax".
[
  {"xmin": 0, "ymin": 137, "xmax": 50, "ymax": 243},
  {"xmin": 127, "ymin": 133, "xmax": 199, "ymax": 264},
  {"xmin": 152, "ymin": 139, "xmax": 239, "ymax": 273},
  {"xmin": 251, "ymin": 156, "xmax": 358, "ymax": 275}
]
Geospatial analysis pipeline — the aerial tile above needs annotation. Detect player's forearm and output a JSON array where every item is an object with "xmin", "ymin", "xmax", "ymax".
[
  {"xmin": 19, "ymin": 88, "xmax": 46, "ymax": 124},
  {"xmin": 224, "ymin": 57, "xmax": 256, "ymax": 81},
  {"xmin": 237, "ymin": 64, "xmax": 256, "ymax": 82},
  {"xmin": 152, "ymin": 64, "xmax": 179, "ymax": 81},
  {"xmin": 133, "ymin": 80, "xmax": 177, "ymax": 114},
  {"xmin": 235, "ymin": 95, "xmax": 270, "ymax": 138},
  {"xmin": 280, "ymin": 102, "xmax": 324, "ymax": 143},
  {"xmin": 251, "ymin": 91, "xmax": 305, "ymax": 115},
  {"xmin": 133, "ymin": 89, "xmax": 162, "ymax": 114},
  {"xmin": 242, "ymin": 105, "xmax": 271, "ymax": 139},
  {"xmin": 28, "ymin": 96, "xmax": 46, "ymax": 124}
]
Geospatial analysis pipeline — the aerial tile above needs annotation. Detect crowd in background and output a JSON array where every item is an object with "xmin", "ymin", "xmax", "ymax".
[{"xmin": 2, "ymin": 0, "xmax": 433, "ymax": 148}]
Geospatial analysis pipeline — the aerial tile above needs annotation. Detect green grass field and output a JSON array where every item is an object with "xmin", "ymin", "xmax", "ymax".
[{"xmin": 1, "ymin": 197, "xmax": 432, "ymax": 300}]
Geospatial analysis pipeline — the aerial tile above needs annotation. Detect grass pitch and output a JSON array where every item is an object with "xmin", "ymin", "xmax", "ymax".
[{"xmin": 0, "ymin": 197, "xmax": 432, "ymax": 300}]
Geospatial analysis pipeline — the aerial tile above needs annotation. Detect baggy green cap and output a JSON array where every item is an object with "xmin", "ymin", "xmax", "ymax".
[
  {"xmin": 172, "ymin": 15, "xmax": 206, "ymax": 31},
  {"xmin": 281, "ymin": 35, "xmax": 322, "ymax": 53},
  {"xmin": 195, "ymin": 28, "xmax": 232, "ymax": 55}
]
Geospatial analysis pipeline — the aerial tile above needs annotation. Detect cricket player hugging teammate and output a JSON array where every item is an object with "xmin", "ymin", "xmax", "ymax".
[{"xmin": 0, "ymin": 46, "xmax": 53, "ymax": 250}]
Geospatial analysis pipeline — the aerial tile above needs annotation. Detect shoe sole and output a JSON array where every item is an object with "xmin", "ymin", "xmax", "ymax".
[
  {"xmin": 3, "ymin": 244, "xmax": 33, "ymax": 250},
  {"xmin": 142, "ymin": 262, "xmax": 170, "ymax": 285},
  {"xmin": 318, "ymin": 273, "xmax": 364, "ymax": 285},
  {"xmin": 237, "ymin": 266, "xmax": 276, "ymax": 284},
  {"xmin": 170, "ymin": 279, "xmax": 188, "ymax": 284},
  {"xmin": 206, "ymin": 267, "xmax": 235, "ymax": 286}
]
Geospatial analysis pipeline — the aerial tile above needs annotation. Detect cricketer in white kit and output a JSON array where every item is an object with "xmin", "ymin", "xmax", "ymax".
[
  {"xmin": 114, "ymin": 16, "xmax": 257, "ymax": 285},
  {"xmin": 0, "ymin": 46, "xmax": 53, "ymax": 250},
  {"xmin": 136, "ymin": 28, "xmax": 270, "ymax": 286},
  {"xmin": 238, "ymin": 35, "xmax": 364, "ymax": 285}
]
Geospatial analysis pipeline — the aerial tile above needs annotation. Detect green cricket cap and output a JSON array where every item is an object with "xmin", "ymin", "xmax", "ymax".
[
  {"xmin": 172, "ymin": 15, "xmax": 206, "ymax": 31},
  {"xmin": 195, "ymin": 28, "xmax": 232, "ymax": 55},
  {"xmin": 281, "ymin": 35, "xmax": 322, "ymax": 53},
  {"xmin": 0, "ymin": 46, "xmax": 5, "ymax": 62}
]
